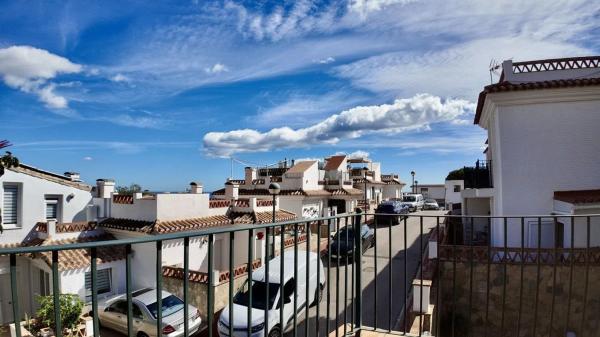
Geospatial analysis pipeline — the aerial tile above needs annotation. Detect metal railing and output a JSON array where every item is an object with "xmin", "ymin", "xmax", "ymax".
[
  {"xmin": 2, "ymin": 213, "xmax": 600, "ymax": 337},
  {"xmin": 464, "ymin": 160, "xmax": 493, "ymax": 189}
]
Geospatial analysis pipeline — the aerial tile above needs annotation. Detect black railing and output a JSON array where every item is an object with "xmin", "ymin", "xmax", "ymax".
[
  {"xmin": 464, "ymin": 160, "xmax": 493, "ymax": 189},
  {"xmin": 2, "ymin": 213, "xmax": 600, "ymax": 337}
]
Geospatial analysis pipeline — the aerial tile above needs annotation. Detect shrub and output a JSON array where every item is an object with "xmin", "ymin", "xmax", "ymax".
[{"xmin": 36, "ymin": 294, "xmax": 84, "ymax": 333}]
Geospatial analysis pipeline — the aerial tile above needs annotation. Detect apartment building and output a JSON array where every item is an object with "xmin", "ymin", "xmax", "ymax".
[
  {"xmin": 462, "ymin": 56, "xmax": 600, "ymax": 247},
  {"xmin": 0, "ymin": 164, "xmax": 124, "ymax": 324},
  {"xmin": 347, "ymin": 156, "xmax": 405, "ymax": 210}
]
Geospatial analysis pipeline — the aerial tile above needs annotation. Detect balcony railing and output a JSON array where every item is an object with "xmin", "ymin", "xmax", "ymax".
[
  {"xmin": 2, "ymin": 213, "xmax": 600, "ymax": 337},
  {"xmin": 464, "ymin": 159, "xmax": 493, "ymax": 189}
]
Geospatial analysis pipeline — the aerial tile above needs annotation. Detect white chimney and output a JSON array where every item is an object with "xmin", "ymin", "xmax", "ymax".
[
  {"xmin": 245, "ymin": 167, "xmax": 257, "ymax": 185},
  {"xmin": 64, "ymin": 172, "xmax": 81, "ymax": 181},
  {"xmin": 190, "ymin": 182, "xmax": 203, "ymax": 194},
  {"xmin": 96, "ymin": 179, "xmax": 115, "ymax": 198},
  {"xmin": 502, "ymin": 59, "xmax": 514, "ymax": 82},
  {"xmin": 225, "ymin": 181, "xmax": 239, "ymax": 200}
]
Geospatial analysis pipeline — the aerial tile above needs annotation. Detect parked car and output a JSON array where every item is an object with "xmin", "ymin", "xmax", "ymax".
[
  {"xmin": 218, "ymin": 251, "xmax": 325, "ymax": 337},
  {"xmin": 374, "ymin": 201, "xmax": 410, "ymax": 225},
  {"xmin": 99, "ymin": 288, "xmax": 202, "ymax": 337},
  {"xmin": 328, "ymin": 224, "xmax": 374, "ymax": 260},
  {"xmin": 423, "ymin": 199, "xmax": 440, "ymax": 210},
  {"xmin": 402, "ymin": 194, "xmax": 424, "ymax": 212}
]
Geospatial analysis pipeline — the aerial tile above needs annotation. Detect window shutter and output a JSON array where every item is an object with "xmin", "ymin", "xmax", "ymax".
[
  {"xmin": 45, "ymin": 198, "xmax": 58, "ymax": 219},
  {"xmin": 85, "ymin": 268, "xmax": 112, "ymax": 300},
  {"xmin": 3, "ymin": 185, "xmax": 18, "ymax": 224}
]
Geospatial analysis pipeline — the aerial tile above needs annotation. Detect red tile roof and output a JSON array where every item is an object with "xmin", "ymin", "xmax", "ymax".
[
  {"xmin": 324, "ymin": 155, "xmax": 346, "ymax": 171},
  {"xmin": 286, "ymin": 161, "xmax": 316, "ymax": 174},
  {"xmin": 554, "ymin": 189, "xmax": 600, "ymax": 204},
  {"xmin": 163, "ymin": 259, "xmax": 262, "ymax": 284},
  {"xmin": 100, "ymin": 210, "xmax": 297, "ymax": 234},
  {"xmin": 212, "ymin": 188, "xmax": 333, "ymax": 197},
  {"xmin": 9, "ymin": 164, "xmax": 92, "ymax": 191},
  {"xmin": 474, "ymin": 77, "xmax": 600, "ymax": 124}
]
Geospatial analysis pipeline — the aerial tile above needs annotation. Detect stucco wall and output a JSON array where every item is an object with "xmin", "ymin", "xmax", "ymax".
[
  {"xmin": 0, "ymin": 170, "xmax": 92, "ymax": 243},
  {"xmin": 445, "ymin": 180, "xmax": 464, "ymax": 207}
]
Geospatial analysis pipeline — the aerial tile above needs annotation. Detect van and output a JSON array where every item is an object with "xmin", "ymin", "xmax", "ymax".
[
  {"xmin": 218, "ymin": 251, "xmax": 325, "ymax": 337},
  {"xmin": 402, "ymin": 193, "xmax": 424, "ymax": 212}
]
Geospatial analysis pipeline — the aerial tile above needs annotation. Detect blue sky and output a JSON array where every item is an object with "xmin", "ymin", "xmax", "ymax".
[{"xmin": 1, "ymin": 0, "xmax": 599, "ymax": 192}]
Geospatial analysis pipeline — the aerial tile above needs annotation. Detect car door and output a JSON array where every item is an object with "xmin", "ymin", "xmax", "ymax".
[
  {"xmin": 133, "ymin": 302, "xmax": 151, "ymax": 335},
  {"xmin": 103, "ymin": 300, "xmax": 128, "ymax": 333},
  {"xmin": 281, "ymin": 279, "xmax": 296, "ymax": 328}
]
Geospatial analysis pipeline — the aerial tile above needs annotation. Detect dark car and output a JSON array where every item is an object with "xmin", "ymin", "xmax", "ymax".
[
  {"xmin": 374, "ymin": 201, "xmax": 410, "ymax": 225},
  {"xmin": 329, "ymin": 224, "xmax": 374, "ymax": 260}
]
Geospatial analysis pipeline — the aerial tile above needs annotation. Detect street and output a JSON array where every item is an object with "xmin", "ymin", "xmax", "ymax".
[{"xmin": 287, "ymin": 210, "xmax": 443, "ymax": 336}]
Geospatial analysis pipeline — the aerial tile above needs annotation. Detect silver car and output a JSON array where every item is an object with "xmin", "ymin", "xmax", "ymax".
[{"xmin": 99, "ymin": 288, "xmax": 202, "ymax": 337}]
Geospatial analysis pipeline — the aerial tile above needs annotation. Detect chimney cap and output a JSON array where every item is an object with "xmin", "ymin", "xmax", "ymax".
[
  {"xmin": 96, "ymin": 178, "xmax": 115, "ymax": 183},
  {"xmin": 190, "ymin": 181, "xmax": 202, "ymax": 186}
]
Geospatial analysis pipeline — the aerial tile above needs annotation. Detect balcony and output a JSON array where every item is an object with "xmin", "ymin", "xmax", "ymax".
[
  {"xmin": 2, "ymin": 213, "xmax": 599, "ymax": 337},
  {"xmin": 463, "ymin": 160, "xmax": 493, "ymax": 189}
]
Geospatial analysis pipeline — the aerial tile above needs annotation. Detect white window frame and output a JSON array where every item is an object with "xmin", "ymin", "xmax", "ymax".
[
  {"xmin": 2, "ymin": 183, "xmax": 20, "ymax": 227},
  {"xmin": 44, "ymin": 196, "xmax": 60, "ymax": 221}
]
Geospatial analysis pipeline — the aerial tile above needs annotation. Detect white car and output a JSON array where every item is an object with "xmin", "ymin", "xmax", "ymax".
[
  {"xmin": 423, "ymin": 199, "xmax": 440, "ymax": 210},
  {"xmin": 402, "ymin": 194, "xmax": 424, "ymax": 212},
  {"xmin": 98, "ymin": 288, "xmax": 202, "ymax": 337},
  {"xmin": 218, "ymin": 251, "xmax": 325, "ymax": 337}
]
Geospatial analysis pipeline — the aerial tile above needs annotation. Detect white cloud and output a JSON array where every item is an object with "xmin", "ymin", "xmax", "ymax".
[
  {"xmin": 334, "ymin": 36, "xmax": 592, "ymax": 100},
  {"xmin": 348, "ymin": 0, "xmax": 415, "ymax": 16},
  {"xmin": 205, "ymin": 63, "xmax": 229, "ymax": 74},
  {"xmin": 83, "ymin": 156, "xmax": 93, "ymax": 161},
  {"xmin": 203, "ymin": 93, "xmax": 474, "ymax": 157},
  {"xmin": 111, "ymin": 73, "xmax": 130, "ymax": 82},
  {"xmin": 335, "ymin": 150, "xmax": 370, "ymax": 158},
  {"xmin": 316, "ymin": 57, "xmax": 335, "ymax": 64},
  {"xmin": 0, "ymin": 45, "xmax": 82, "ymax": 109}
]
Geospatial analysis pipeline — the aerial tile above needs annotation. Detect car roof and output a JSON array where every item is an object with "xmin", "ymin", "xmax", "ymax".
[
  {"xmin": 106, "ymin": 288, "xmax": 173, "ymax": 306},
  {"xmin": 251, "ymin": 250, "xmax": 319, "ymax": 284}
]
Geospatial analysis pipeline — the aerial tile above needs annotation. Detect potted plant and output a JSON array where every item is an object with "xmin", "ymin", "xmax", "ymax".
[{"xmin": 36, "ymin": 294, "xmax": 84, "ymax": 336}]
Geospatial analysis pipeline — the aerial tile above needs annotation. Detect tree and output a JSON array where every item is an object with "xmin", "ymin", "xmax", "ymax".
[
  {"xmin": 0, "ymin": 140, "xmax": 19, "ymax": 234},
  {"xmin": 445, "ymin": 168, "xmax": 465, "ymax": 181},
  {"xmin": 116, "ymin": 183, "xmax": 142, "ymax": 195},
  {"xmin": 36, "ymin": 294, "xmax": 84, "ymax": 333}
]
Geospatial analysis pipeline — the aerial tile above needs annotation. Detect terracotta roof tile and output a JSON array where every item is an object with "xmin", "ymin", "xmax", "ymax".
[
  {"xmin": 286, "ymin": 161, "xmax": 316, "ymax": 174},
  {"xmin": 9, "ymin": 164, "xmax": 92, "ymax": 191},
  {"xmin": 324, "ymin": 155, "xmax": 346, "ymax": 171},
  {"xmin": 113, "ymin": 195, "xmax": 134, "ymax": 204},
  {"xmin": 554, "ymin": 189, "xmax": 600, "ymax": 204},
  {"xmin": 55, "ymin": 221, "xmax": 97, "ymax": 233},
  {"xmin": 474, "ymin": 77, "xmax": 600, "ymax": 124}
]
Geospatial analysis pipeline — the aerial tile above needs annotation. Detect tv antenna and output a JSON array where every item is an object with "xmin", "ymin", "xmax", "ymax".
[{"xmin": 489, "ymin": 59, "xmax": 502, "ymax": 84}]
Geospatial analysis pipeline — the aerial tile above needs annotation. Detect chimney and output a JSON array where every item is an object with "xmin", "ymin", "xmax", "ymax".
[
  {"xmin": 502, "ymin": 59, "xmax": 514, "ymax": 82},
  {"xmin": 190, "ymin": 182, "xmax": 203, "ymax": 194},
  {"xmin": 225, "ymin": 181, "xmax": 239, "ymax": 200},
  {"xmin": 64, "ymin": 172, "xmax": 81, "ymax": 181},
  {"xmin": 96, "ymin": 179, "xmax": 115, "ymax": 198},
  {"xmin": 245, "ymin": 167, "xmax": 256, "ymax": 185}
]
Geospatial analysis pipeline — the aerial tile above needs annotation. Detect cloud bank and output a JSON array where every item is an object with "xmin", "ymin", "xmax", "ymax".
[
  {"xmin": 0, "ymin": 45, "xmax": 82, "ymax": 108},
  {"xmin": 203, "ymin": 93, "xmax": 474, "ymax": 157}
]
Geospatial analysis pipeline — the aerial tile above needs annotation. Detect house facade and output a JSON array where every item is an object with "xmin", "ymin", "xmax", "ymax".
[
  {"xmin": 462, "ymin": 56, "xmax": 600, "ymax": 247},
  {"xmin": 0, "ymin": 164, "xmax": 125, "ymax": 324},
  {"xmin": 413, "ymin": 184, "xmax": 446, "ymax": 205},
  {"xmin": 444, "ymin": 179, "xmax": 463, "ymax": 211}
]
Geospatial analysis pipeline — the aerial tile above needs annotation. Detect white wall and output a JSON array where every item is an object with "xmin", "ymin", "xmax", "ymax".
[
  {"xmin": 445, "ymin": 180, "xmax": 464, "ymax": 208},
  {"xmin": 60, "ymin": 260, "xmax": 126, "ymax": 302},
  {"xmin": 417, "ymin": 185, "xmax": 445, "ymax": 201},
  {"xmin": 0, "ymin": 170, "xmax": 92, "ymax": 243},
  {"xmin": 382, "ymin": 185, "xmax": 403, "ymax": 200}
]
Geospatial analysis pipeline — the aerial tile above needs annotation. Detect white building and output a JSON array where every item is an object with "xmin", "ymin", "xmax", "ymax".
[
  {"xmin": 347, "ymin": 156, "xmax": 405, "ymax": 211},
  {"xmin": 95, "ymin": 181, "xmax": 296, "ymax": 290},
  {"xmin": 0, "ymin": 164, "xmax": 125, "ymax": 324},
  {"xmin": 444, "ymin": 180, "xmax": 464, "ymax": 211},
  {"xmin": 462, "ymin": 56, "xmax": 600, "ymax": 248},
  {"xmin": 413, "ymin": 184, "xmax": 446, "ymax": 205}
]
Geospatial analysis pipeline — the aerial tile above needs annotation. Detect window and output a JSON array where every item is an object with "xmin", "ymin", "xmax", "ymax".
[
  {"xmin": 453, "ymin": 185, "xmax": 461, "ymax": 192},
  {"xmin": 45, "ymin": 197, "xmax": 59, "ymax": 220},
  {"xmin": 420, "ymin": 187, "xmax": 429, "ymax": 193},
  {"xmin": 39, "ymin": 269, "xmax": 50, "ymax": 296},
  {"xmin": 85, "ymin": 268, "xmax": 112, "ymax": 301},
  {"xmin": 3, "ymin": 184, "xmax": 18, "ymax": 225}
]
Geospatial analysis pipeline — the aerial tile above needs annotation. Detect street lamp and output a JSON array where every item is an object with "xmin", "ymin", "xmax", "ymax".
[
  {"xmin": 415, "ymin": 180, "xmax": 419, "ymax": 194},
  {"xmin": 411, "ymin": 171, "xmax": 416, "ymax": 193},
  {"xmin": 268, "ymin": 182, "xmax": 281, "ymax": 259}
]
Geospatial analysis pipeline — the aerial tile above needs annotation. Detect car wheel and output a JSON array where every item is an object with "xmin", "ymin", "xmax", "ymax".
[
  {"xmin": 137, "ymin": 332, "xmax": 149, "ymax": 337},
  {"xmin": 269, "ymin": 326, "xmax": 282, "ymax": 337},
  {"xmin": 311, "ymin": 286, "xmax": 323, "ymax": 307}
]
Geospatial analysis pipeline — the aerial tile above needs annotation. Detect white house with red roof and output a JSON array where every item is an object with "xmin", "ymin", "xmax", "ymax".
[{"xmin": 462, "ymin": 56, "xmax": 600, "ymax": 248}]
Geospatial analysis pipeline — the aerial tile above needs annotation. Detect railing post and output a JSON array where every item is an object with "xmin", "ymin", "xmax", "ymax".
[
  {"xmin": 353, "ymin": 210, "xmax": 362, "ymax": 330},
  {"xmin": 10, "ymin": 254, "xmax": 21, "ymax": 337}
]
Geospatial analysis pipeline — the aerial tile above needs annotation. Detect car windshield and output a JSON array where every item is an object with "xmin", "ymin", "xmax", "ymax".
[
  {"xmin": 146, "ymin": 295, "xmax": 184, "ymax": 319},
  {"xmin": 426, "ymin": 199, "xmax": 436, "ymax": 203},
  {"xmin": 233, "ymin": 280, "xmax": 280, "ymax": 310},
  {"xmin": 403, "ymin": 196, "xmax": 416, "ymax": 202}
]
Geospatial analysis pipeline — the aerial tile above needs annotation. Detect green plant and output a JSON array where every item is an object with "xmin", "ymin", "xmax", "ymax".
[
  {"xmin": 116, "ymin": 183, "xmax": 142, "ymax": 195},
  {"xmin": 446, "ymin": 168, "xmax": 465, "ymax": 180},
  {"xmin": 36, "ymin": 294, "xmax": 84, "ymax": 333}
]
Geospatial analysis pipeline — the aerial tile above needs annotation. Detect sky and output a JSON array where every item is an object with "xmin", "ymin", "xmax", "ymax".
[{"xmin": 1, "ymin": 0, "xmax": 599, "ymax": 192}]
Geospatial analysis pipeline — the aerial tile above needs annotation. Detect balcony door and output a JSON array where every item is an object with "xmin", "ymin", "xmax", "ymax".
[{"xmin": 528, "ymin": 221, "xmax": 564, "ymax": 248}]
